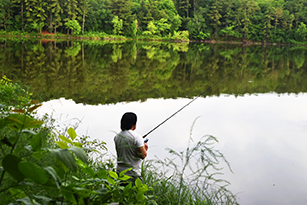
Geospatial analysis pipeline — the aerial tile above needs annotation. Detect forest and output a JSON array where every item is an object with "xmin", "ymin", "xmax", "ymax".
[{"xmin": 1, "ymin": 0, "xmax": 307, "ymax": 43}]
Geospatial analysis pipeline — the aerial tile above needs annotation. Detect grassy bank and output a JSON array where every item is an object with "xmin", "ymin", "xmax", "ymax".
[
  {"xmin": 2, "ymin": 30, "xmax": 307, "ymax": 46},
  {"xmin": 0, "ymin": 30, "xmax": 190, "ymax": 42}
]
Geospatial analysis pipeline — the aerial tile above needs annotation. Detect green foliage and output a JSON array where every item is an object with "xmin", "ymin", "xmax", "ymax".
[
  {"xmin": 219, "ymin": 26, "xmax": 242, "ymax": 40},
  {"xmin": 295, "ymin": 22, "xmax": 307, "ymax": 42},
  {"xmin": 171, "ymin": 30, "xmax": 189, "ymax": 41},
  {"xmin": 30, "ymin": 22, "xmax": 45, "ymax": 33},
  {"xmin": 65, "ymin": 19, "xmax": 81, "ymax": 35},
  {"xmin": 3, "ymin": 0, "xmax": 307, "ymax": 43},
  {"xmin": 64, "ymin": 42, "xmax": 81, "ymax": 56},
  {"xmin": 131, "ymin": 19, "xmax": 138, "ymax": 37},
  {"xmin": 0, "ymin": 80, "xmax": 154, "ymax": 204},
  {"xmin": 112, "ymin": 15, "xmax": 123, "ymax": 36},
  {"xmin": 0, "ymin": 76, "xmax": 32, "ymax": 110}
]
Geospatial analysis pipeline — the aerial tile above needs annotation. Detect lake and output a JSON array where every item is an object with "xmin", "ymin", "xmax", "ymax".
[{"xmin": 1, "ymin": 39, "xmax": 307, "ymax": 204}]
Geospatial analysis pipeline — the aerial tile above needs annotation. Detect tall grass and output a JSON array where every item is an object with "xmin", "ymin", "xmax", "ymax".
[{"xmin": 141, "ymin": 118, "xmax": 238, "ymax": 205}]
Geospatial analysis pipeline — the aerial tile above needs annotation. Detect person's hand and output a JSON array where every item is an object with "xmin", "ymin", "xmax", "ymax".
[{"xmin": 144, "ymin": 142, "xmax": 148, "ymax": 151}]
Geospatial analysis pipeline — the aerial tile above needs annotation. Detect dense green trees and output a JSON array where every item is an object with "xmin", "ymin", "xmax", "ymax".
[{"xmin": 2, "ymin": 0, "xmax": 307, "ymax": 43}]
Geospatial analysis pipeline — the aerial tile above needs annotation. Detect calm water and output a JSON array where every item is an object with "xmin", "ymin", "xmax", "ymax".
[{"xmin": 1, "ymin": 39, "xmax": 307, "ymax": 204}]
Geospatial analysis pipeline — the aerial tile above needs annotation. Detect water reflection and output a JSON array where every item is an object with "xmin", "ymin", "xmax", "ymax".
[
  {"xmin": 38, "ymin": 93, "xmax": 307, "ymax": 205},
  {"xmin": 1, "ymin": 40, "xmax": 307, "ymax": 105}
]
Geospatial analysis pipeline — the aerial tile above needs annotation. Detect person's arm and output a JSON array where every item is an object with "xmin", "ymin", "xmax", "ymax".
[{"xmin": 137, "ymin": 143, "xmax": 148, "ymax": 159}]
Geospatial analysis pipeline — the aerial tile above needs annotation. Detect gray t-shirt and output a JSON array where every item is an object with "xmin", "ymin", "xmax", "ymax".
[{"xmin": 114, "ymin": 130, "xmax": 144, "ymax": 176}]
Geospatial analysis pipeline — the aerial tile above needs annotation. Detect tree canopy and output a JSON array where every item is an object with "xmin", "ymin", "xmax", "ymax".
[{"xmin": 1, "ymin": 0, "xmax": 307, "ymax": 43}]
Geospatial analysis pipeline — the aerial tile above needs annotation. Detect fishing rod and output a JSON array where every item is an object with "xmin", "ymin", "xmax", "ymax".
[{"xmin": 143, "ymin": 62, "xmax": 246, "ymax": 139}]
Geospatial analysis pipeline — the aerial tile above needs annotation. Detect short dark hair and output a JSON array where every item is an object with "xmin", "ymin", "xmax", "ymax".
[{"xmin": 120, "ymin": 112, "xmax": 137, "ymax": 131}]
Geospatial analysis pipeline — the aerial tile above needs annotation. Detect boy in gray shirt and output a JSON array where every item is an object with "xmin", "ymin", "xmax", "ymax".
[{"xmin": 114, "ymin": 112, "xmax": 148, "ymax": 180}]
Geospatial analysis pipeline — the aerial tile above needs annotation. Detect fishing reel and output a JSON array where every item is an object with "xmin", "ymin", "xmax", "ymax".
[{"xmin": 144, "ymin": 139, "xmax": 149, "ymax": 143}]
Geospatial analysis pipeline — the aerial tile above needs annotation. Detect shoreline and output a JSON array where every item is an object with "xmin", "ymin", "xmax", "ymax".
[{"xmin": 0, "ymin": 33, "xmax": 306, "ymax": 46}]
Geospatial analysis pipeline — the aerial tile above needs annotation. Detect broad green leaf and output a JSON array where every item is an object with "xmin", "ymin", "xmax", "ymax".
[
  {"xmin": 59, "ymin": 135, "xmax": 73, "ymax": 145},
  {"xmin": 30, "ymin": 133, "xmax": 42, "ymax": 151},
  {"xmin": 2, "ymin": 155, "xmax": 25, "ymax": 182},
  {"xmin": 61, "ymin": 187, "xmax": 77, "ymax": 203},
  {"xmin": 6, "ymin": 114, "xmax": 25, "ymax": 125},
  {"xmin": 56, "ymin": 141, "xmax": 69, "ymax": 149},
  {"xmin": 8, "ymin": 136, "xmax": 17, "ymax": 145},
  {"xmin": 32, "ymin": 150, "xmax": 47, "ymax": 161},
  {"xmin": 13, "ymin": 146, "xmax": 25, "ymax": 155},
  {"xmin": 73, "ymin": 142, "xmax": 83, "ymax": 148},
  {"xmin": 82, "ymin": 166, "xmax": 95, "ymax": 177},
  {"xmin": 50, "ymin": 148, "xmax": 78, "ymax": 172},
  {"xmin": 55, "ymin": 163, "xmax": 67, "ymax": 178},
  {"xmin": 6, "ymin": 114, "xmax": 43, "ymax": 130},
  {"xmin": 68, "ymin": 146, "xmax": 87, "ymax": 163},
  {"xmin": 119, "ymin": 175, "xmax": 131, "ymax": 181},
  {"xmin": 9, "ymin": 188, "xmax": 27, "ymax": 199},
  {"xmin": 107, "ymin": 177, "xmax": 115, "ymax": 185},
  {"xmin": 108, "ymin": 170, "xmax": 118, "ymax": 179},
  {"xmin": 33, "ymin": 195, "xmax": 53, "ymax": 204},
  {"xmin": 76, "ymin": 159, "xmax": 95, "ymax": 177},
  {"xmin": 44, "ymin": 167, "xmax": 61, "ymax": 189},
  {"xmin": 119, "ymin": 168, "xmax": 132, "ymax": 178},
  {"xmin": 72, "ymin": 187, "xmax": 97, "ymax": 195},
  {"xmin": 72, "ymin": 175, "xmax": 80, "ymax": 181},
  {"xmin": 67, "ymin": 127, "xmax": 77, "ymax": 140},
  {"xmin": 26, "ymin": 120, "xmax": 44, "ymax": 128},
  {"xmin": 135, "ymin": 177, "xmax": 142, "ymax": 188},
  {"xmin": 16, "ymin": 197, "xmax": 33, "ymax": 205},
  {"xmin": 136, "ymin": 193, "xmax": 145, "ymax": 201},
  {"xmin": 96, "ymin": 169, "xmax": 108, "ymax": 179},
  {"xmin": 18, "ymin": 162, "xmax": 48, "ymax": 184}
]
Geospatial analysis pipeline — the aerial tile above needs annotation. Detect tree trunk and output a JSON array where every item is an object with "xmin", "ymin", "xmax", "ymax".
[
  {"xmin": 243, "ymin": 3, "xmax": 247, "ymax": 40},
  {"xmin": 82, "ymin": 43, "xmax": 84, "ymax": 67},
  {"xmin": 82, "ymin": 10, "xmax": 85, "ymax": 34},
  {"xmin": 3, "ymin": 15, "xmax": 7, "ymax": 30},
  {"xmin": 186, "ymin": 0, "xmax": 189, "ymax": 18},
  {"xmin": 21, "ymin": 42, "xmax": 24, "ymax": 72},
  {"xmin": 193, "ymin": 0, "xmax": 196, "ymax": 17},
  {"xmin": 21, "ymin": 2, "xmax": 24, "ymax": 31},
  {"xmin": 50, "ymin": 11, "xmax": 53, "ymax": 32}
]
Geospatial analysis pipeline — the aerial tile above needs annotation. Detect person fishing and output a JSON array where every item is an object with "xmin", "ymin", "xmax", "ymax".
[{"xmin": 114, "ymin": 112, "xmax": 148, "ymax": 183}]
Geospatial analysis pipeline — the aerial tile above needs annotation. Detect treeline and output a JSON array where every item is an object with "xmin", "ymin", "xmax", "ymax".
[
  {"xmin": 1, "ymin": 0, "xmax": 307, "ymax": 43},
  {"xmin": 1, "ymin": 40, "xmax": 307, "ymax": 104}
]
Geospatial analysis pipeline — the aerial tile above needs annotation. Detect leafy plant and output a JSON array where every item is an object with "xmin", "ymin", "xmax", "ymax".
[
  {"xmin": 0, "ymin": 80, "xmax": 154, "ymax": 204},
  {"xmin": 0, "ymin": 76, "xmax": 32, "ymax": 111},
  {"xmin": 112, "ymin": 16, "xmax": 123, "ymax": 36},
  {"xmin": 65, "ymin": 20, "xmax": 82, "ymax": 35}
]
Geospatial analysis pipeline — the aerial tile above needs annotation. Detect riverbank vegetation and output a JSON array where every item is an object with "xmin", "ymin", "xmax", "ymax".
[
  {"xmin": 1, "ymin": 0, "xmax": 307, "ymax": 44},
  {"xmin": 0, "ymin": 77, "xmax": 237, "ymax": 204}
]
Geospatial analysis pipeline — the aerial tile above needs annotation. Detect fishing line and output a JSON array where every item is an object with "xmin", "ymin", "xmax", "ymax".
[{"xmin": 143, "ymin": 62, "xmax": 246, "ymax": 138}]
